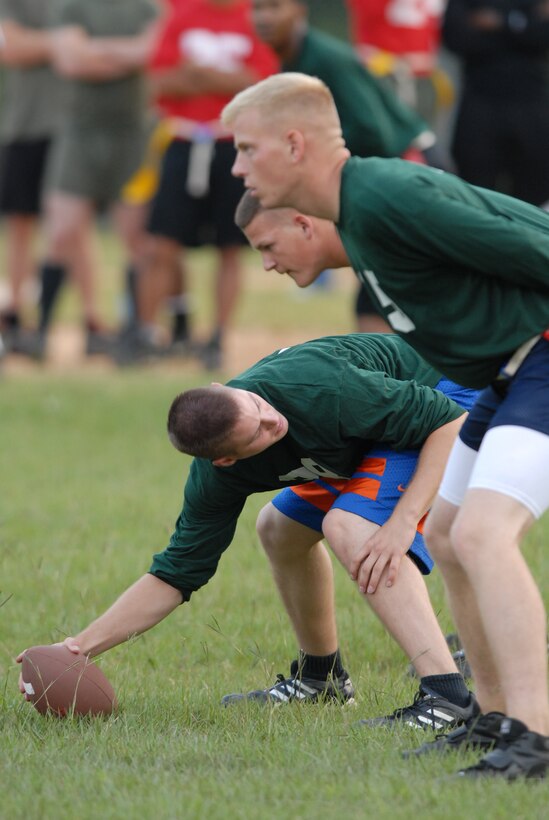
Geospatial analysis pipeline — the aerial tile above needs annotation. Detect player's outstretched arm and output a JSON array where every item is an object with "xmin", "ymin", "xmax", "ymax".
[{"xmin": 16, "ymin": 573, "xmax": 183, "ymax": 679}]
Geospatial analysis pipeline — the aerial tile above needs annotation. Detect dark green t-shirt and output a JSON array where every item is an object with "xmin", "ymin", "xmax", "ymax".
[
  {"xmin": 149, "ymin": 334, "xmax": 464, "ymax": 598},
  {"xmin": 284, "ymin": 28, "xmax": 427, "ymax": 158},
  {"xmin": 338, "ymin": 157, "xmax": 549, "ymax": 388},
  {"xmin": 54, "ymin": 0, "xmax": 157, "ymax": 130}
]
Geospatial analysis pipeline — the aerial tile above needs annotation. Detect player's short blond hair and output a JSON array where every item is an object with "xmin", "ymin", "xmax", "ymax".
[{"xmin": 222, "ymin": 72, "xmax": 338, "ymax": 129}]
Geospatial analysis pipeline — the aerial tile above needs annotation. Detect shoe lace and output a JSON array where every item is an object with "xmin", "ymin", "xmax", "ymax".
[{"xmin": 390, "ymin": 688, "xmax": 430, "ymax": 720}]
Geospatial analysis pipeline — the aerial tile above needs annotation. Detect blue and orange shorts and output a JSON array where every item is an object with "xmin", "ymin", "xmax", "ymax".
[
  {"xmin": 272, "ymin": 447, "xmax": 433, "ymax": 575},
  {"xmin": 272, "ymin": 376, "xmax": 479, "ymax": 576}
]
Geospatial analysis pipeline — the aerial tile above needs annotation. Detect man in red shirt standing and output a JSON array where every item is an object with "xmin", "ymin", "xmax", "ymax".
[
  {"xmin": 122, "ymin": 0, "xmax": 278, "ymax": 367},
  {"xmin": 345, "ymin": 0, "xmax": 446, "ymax": 126}
]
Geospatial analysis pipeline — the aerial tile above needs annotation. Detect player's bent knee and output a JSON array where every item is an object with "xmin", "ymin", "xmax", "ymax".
[
  {"xmin": 449, "ymin": 514, "xmax": 493, "ymax": 567},
  {"xmin": 255, "ymin": 503, "xmax": 279, "ymax": 551}
]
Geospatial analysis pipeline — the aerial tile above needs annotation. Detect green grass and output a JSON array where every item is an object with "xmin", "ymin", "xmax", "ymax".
[
  {"xmin": 1, "ymin": 235, "xmax": 548, "ymax": 818},
  {"xmin": 1, "ymin": 372, "xmax": 548, "ymax": 819}
]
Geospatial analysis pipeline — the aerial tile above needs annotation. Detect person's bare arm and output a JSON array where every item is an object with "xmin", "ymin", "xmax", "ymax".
[
  {"xmin": 0, "ymin": 18, "xmax": 53, "ymax": 66},
  {"xmin": 349, "ymin": 414, "xmax": 466, "ymax": 593},
  {"xmin": 150, "ymin": 62, "xmax": 258, "ymax": 99},
  {"xmin": 17, "ymin": 573, "xmax": 183, "ymax": 679},
  {"xmin": 51, "ymin": 22, "xmax": 158, "ymax": 81}
]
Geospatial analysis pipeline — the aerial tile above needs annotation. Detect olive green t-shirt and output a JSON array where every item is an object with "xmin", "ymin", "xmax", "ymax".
[
  {"xmin": 0, "ymin": 0, "xmax": 64, "ymax": 142},
  {"xmin": 338, "ymin": 157, "xmax": 549, "ymax": 387},
  {"xmin": 149, "ymin": 334, "xmax": 464, "ymax": 598},
  {"xmin": 53, "ymin": 0, "xmax": 157, "ymax": 130}
]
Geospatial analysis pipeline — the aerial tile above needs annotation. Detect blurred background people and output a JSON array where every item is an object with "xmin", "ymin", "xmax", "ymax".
[
  {"xmin": 345, "ymin": 0, "xmax": 449, "ymax": 128},
  {"xmin": 443, "ymin": 0, "xmax": 549, "ymax": 206},
  {"xmin": 19, "ymin": 0, "xmax": 159, "ymax": 361},
  {"xmin": 0, "ymin": 0, "xmax": 63, "ymax": 354},
  {"xmin": 120, "ymin": 0, "xmax": 278, "ymax": 369}
]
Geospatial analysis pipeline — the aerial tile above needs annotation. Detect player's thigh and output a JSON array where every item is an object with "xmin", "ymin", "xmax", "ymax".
[
  {"xmin": 323, "ymin": 448, "xmax": 433, "ymax": 575},
  {"xmin": 322, "ymin": 508, "xmax": 380, "ymax": 571},
  {"xmin": 256, "ymin": 500, "xmax": 323, "ymax": 557},
  {"xmin": 472, "ymin": 339, "xmax": 549, "ymax": 519}
]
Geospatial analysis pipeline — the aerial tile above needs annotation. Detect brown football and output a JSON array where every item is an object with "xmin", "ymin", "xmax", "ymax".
[{"xmin": 21, "ymin": 644, "xmax": 117, "ymax": 717}]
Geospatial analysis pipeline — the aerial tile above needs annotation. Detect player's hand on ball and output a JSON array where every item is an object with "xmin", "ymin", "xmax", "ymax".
[
  {"xmin": 16, "ymin": 642, "xmax": 117, "ymax": 716},
  {"xmin": 16, "ymin": 638, "xmax": 81, "ymax": 698}
]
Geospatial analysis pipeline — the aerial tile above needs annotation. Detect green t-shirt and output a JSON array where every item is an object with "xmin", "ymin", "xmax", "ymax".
[
  {"xmin": 54, "ymin": 0, "xmax": 157, "ymax": 130},
  {"xmin": 338, "ymin": 157, "xmax": 549, "ymax": 388},
  {"xmin": 284, "ymin": 28, "xmax": 427, "ymax": 158},
  {"xmin": 149, "ymin": 334, "xmax": 464, "ymax": 598},
  {"xmin": 0, "ymin": 0, "xmax": 64, "ymax": 142}
]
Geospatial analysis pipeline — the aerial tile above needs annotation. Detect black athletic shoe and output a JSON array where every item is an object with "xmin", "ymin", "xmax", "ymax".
[
  {"xmin": 458, "ymin": 718, "xmax": 549, "ymax": 780},
  {"xmin": 86, "ymin": 329, "xmax": 117, "ymax": 357},
  {"xmin": 403, "ymin": 711, "xmax": 506, "ymax": 758},
  {"xmin": 221, "ymin": 660, "xmax": 355, "ymax": 706},
  {"xmin": 358, "ymin": 686, "xmax": 479, "ymax": 731}
]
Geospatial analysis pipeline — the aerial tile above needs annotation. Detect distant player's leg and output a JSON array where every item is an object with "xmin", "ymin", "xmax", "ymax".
[{"xmin": 221, "ymin": 500, "xmax": 354, "ymax": 706}]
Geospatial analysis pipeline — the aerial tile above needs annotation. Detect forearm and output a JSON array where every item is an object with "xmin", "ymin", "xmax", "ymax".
[
  {"xmin": 392, "ymin": 415, "xmax": 465, "ymax": 526},
  {"xmin": 88, "ymin": 24, "xmax": 159, "ymax": 73},
  {"xmin": 0, "ymin": 20, "xmax": 53, "ymax": 66},
  {"xmin": 73, "ymin": 574, "xmax": 183, "ymax": 657},
  {"xmin": 151, "ymin": 63, "xmax": 258, "ymax": 99},
  {"xmin": 51, "ymin": 28, "xmax": 146, "ymax": 81}
]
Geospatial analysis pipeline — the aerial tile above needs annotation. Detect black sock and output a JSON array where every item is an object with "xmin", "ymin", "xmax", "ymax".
[
  {"xmin": 421, "ymin": 673, "xmax": 471, "ymax": 707},
  {"xmin": 125, "ymin": 263, "xmax": 139, "ymax": 327},
  {"xmin": 39, "ymin": 262, "xmax": 66, "ymax": 333},
  {"xmin": 299, "ymin": 649, "xmax": 344, "ymax": 681},
  {"xmin": 1, "ymin": 310, "xmax": 20, "ymax": 330},
  {"xmin": 172, "ymin": 310, "xmax": 190, "ymax": 342}
]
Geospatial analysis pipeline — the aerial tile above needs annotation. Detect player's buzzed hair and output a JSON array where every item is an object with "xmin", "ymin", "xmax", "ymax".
[
  {"xmin": 235, "ymin": 190, "xmax": 264, "ymax": 230},
  {"xmin": 167, "ymin": 387, "xmax": 241, "ymax": 459},
  {"xmin": 222, "ymin": 72, "xmax": 337, "ymax": 129}
]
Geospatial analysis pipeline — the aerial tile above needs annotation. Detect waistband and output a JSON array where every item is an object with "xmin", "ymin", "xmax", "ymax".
[{"xmin": 168, "ymin": 117, "xmax": 233, "ymax": 142}]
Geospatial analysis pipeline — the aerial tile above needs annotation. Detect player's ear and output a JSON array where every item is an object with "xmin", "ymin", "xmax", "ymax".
[
  {"xmin": 294, "ymin": 213, "xmax": 313, "ymax": 238},
  {"xmin": 212, "ymin": 455, "xmax": 237, "ymax": 468},
  {"xmin": 287, "ymin": 129, "xmax": 305, "ymax": 163}
]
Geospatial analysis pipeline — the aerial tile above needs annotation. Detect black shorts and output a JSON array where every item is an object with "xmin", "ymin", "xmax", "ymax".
[
  {"xmin": 0, "ymin": 138, "xmax": 51, "ymax": 215},
  {"xmin": 148, "ymin": 138, "xmax": 246, "ymax": 248},
  {"xmin": 355, "ymin": 282, "xmax": 382, "ymax": 317}
]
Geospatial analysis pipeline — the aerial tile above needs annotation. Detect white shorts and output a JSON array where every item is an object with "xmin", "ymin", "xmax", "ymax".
[{"xmin": 438, "ymin": 425, "xmax": 549, "ymax": 519}]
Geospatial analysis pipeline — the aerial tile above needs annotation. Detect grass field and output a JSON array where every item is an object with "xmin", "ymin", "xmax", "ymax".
[{"xmin": 1, "ymin": 242, "xmax": 548, "ymax": 818}]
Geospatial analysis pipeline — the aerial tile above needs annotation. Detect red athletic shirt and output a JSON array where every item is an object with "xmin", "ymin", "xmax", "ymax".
[
  {"xmin": 346, "ymin": 0, "xmax": 442, "ymax": 66},
  {"xmin": 151, "ymin": 0, "xmax": 278, "ymax": 122}
]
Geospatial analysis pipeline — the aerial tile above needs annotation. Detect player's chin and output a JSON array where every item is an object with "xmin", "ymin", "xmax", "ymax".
[{"xmin": 291, "ymin": 271, "xmax": 316, "ymax": 288}]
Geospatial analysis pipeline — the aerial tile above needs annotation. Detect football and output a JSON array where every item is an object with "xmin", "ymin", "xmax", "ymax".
[{"xmin": 21, "ymin": 644, "xmax": 117, "ymax": 717}]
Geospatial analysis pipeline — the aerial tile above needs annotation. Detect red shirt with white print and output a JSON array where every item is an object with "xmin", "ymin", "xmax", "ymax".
[
  {"xmin": 346, "ymin": 0, "xmax": 443, "ymax": 74},
  {"xmin": 151, "ymin": 0, "xmax": 278, "ymax": 122}
]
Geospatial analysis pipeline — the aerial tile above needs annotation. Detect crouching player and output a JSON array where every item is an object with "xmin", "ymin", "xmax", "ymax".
[{"xmin": 19, "ymin": 334, "xmax": 478, "ymax": 729}]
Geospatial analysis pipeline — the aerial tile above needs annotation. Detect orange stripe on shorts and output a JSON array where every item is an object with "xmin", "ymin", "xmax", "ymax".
[
  {"xmin": 291, "ymin": 480, "xmax": 349, "ymax": 512},
  {"xmin": 343, "ymin": 456, "xmax": 387, "ymax": 501}
]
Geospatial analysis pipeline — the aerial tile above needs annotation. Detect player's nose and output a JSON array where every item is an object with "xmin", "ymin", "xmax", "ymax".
[
  {"xmin": 262, "ymin": 254, "xmax": 276, "ymax": 271},
  {"xmin": 231, "ymin": 153, "xmax": 245, "ymax": 178}
]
